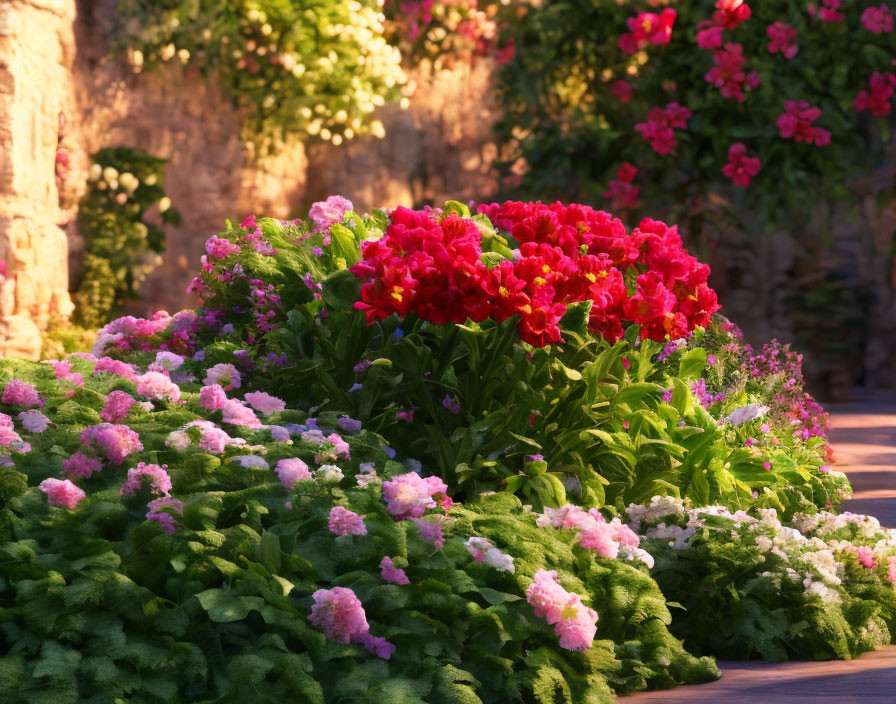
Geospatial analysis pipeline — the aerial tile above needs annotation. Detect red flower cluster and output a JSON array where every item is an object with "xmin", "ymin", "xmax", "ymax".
[
  {"xmin": 854, "ymin": 73, "xmax": 896, "ymax": 117},
  {"xmin": 619, "ymin": 9, "xmax": 677, "ymax": 54},
  {"xmin": 766, "ymin": 21, "xmax": 799, "ymax": 59},
  {"xmin": 722, "ymin": 143, "xmax": 761, "ymax": 187},
  {"xmin": 611, "ymin": 80, "xmax": 633, "ymax": 103},
  {"xmin": 712, "ymin": 0, "xmax": 751, "ymax": 30},
  {"xmin": 705, "ymin": 43, "xmax": 760, "ymax": 101},
  {"xmin": 602, "ymin": 163, "xmax": 639, "ymax": 210},
  {"xmin": 351, "ymin": 203, "xmax": 719, "ymax": 347},
  {"xmin": 777, "ymin": 101, "xmax": 831, "ymax": 146},
  {"xmin": 635, "ymin": 102, "xmax": 692, "ymax": 155}
]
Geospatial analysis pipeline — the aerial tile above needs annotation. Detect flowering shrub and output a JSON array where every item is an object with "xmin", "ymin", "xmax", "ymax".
[
  {"xmin": 73, "ymin": 148, "xmax": 180, "ymax": 328},
  {"xmin": 383, "ymin": 0, "xmax": 514, "ymax": 65},
  {"xmin": 496, "ymin": 0, "xmax": 895, "ymax": 228},
  {"xmin": 90, "ymin": 198, "xmax": 843, "ymax": 518},
  {"xmin": 0, "ymin": 357, "xmax": 718, "ymax": 701},
  {"xmin": 627, "ymin": 496, "xmax": 896, "ymax": 660},
  {"xmin": 109, "ymin": 1, "xmax": 405, "ymax": 147}
]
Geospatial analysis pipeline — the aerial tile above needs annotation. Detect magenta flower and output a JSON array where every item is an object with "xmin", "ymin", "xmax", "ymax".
[
  {"xmin": 635, "ymin": 102, "xmax": 691, "ymax": 156},
  {"xmin": 62, "ymin": 452, "xmax": 102, "ymax": 479},
  {"xmin": 205, "ymin": 235, "xmax": 241, "ymax": 260},
  {"xmin": 146, "ymin": 496, "xmax": 183, "ymax": 533},
  {"xmin": 381, "ymin": 472, "xmax": 452, "ymax": 520},
  {"xmin": 93, "ymin": 357, "xmax": 139, "ymax": 382},
  {"xmin": 611, "ymin": 80, "xmax": 633, "ymax": 103},
  {"xmin": 777, "ymin": 100, "xmax": 830, "ymax": 146},
  {"xmin": 136, "ymin": 371, "xmax": 181, "ymax": 404},
  {"xmin": 308, "ymin": 586, "xmax": 369, "ymax": 643},
  {"xmin": 412, "ymin": 515, "xmax": 446, "ymax": 550},
  {"xmin": 120, "ymin": 462, "xmax": 172, "ymax": 496},
  {"xmin": 722, "ymin": 143, "xmax": 761, "ymax": 187},
  {"xmin": 2, "ymin": 379, "xmax": 41, "ymax": 407},
  {"xmin": 81, "ymin": 423, "xmax": 143, "ymax": 464},
  {"xmin": 810, "ymin": 0, "xmax": 845, "ymax": 22},
  {"xmin": 101, "ymin": 390, "xmax": 137, "ymax": 423},
  {"xmin": 379, "ymin": 556, "xmax": 410, "ymax": 584},
  {"xmin": 39, "ymin": 478, "xmax": 85, "ymax": 509},
  {"xmin": 328, "ymin": 506, "xmax": 367, "ymax": 536},
  {"xmin": 766, "ymin": 22, "xmax": 798, "ymax": 59},
  {"xmin": 854, "ymin": 73, "xmax": 896, "ymax": 117},
  {"xmin": 862, "ymin": 4, "xmax": 893, "ymax": 34}
]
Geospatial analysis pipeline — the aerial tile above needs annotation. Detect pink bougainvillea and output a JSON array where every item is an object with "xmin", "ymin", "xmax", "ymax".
[
  {"xmin": 810, "ymin": 0, "xmax": 845, "ymax": 23},
  {"xmin": 854, "ymin": 73, "xmax": 896, "ymax": 117},
  {"xmin": 766, "ymin": 21, "xmax": 798, "ymax": 59},
  {"xmin": 862, "ymin": 4, "xmax": 893, "ymax": 33},
  {"xmin": 619, "ymin": 9, "xmax": 677, "ymax": 54},
  {"xmin": 777, "ymin": 101, "xmax": 830, "ymax": 146},
  {"xmin": 603, "ymin": 163, "xmax": 640, "ymax": 210},
  {"xmin": 379, "ymin": 556, "xmax": 410, "ymax": 584},
  {"xmin": 705, "ymin": 43, "xmax": 760, "ymax": 101},
  {"xmin": 722, "ymin": 143, "xmax": 761, "ymax": 187},
  {"xmin": 635, "ymin": 102, "xmax": 691, "ymax": 155}
]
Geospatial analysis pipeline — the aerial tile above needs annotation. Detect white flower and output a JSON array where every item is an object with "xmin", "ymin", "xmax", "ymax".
[
  {"xmin": 483, "ymin": 549, "xmax": 516, "ymax": 573},
  {"xmin": 724, "ymin": 403, "xmax": 770, "ymax": 426},
  {"xmin": 231, "ymin": 455, "xmax": 269, "ymax": 469},
  {"xmin": 165, "ymin": 430, "xmax": 191, "ymax": 451},
  {"xmin": 315, "ymin": 464, "xmax": 344, "ymax": 484},
  {"xmin": 18, "ymin": 410, "xmax": 50, "ymax": 433}
]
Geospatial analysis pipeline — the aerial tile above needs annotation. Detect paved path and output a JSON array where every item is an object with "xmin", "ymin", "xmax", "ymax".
[{"xmin": 624, "ymin": 400, "xmax": 896, "ymax": 702}]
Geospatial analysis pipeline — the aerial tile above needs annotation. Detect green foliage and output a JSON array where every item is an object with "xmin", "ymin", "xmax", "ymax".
[
  {"xmin": 629, "ymin": 499, "xmax": 896, "ymax": 661},
  {"xmin": 495, "ymin": 0, "xmax": 896, "ymax": 233},
  {"xmin": 73, "ymin": 148, "xmax": 180, "ymax": 329},
  {"xmin": 107, "ymin": 1, "xmax": 406, "ymax": 148},
  {"xmin": 0, "ymin": 358, "xmax": 718, "ymax": 702}
]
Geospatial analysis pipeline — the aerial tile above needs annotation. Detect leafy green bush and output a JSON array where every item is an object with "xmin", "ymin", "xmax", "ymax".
[
  {"xmin": 627, "ymin": 496, "xmax": 896, "ymax": 660},
  {"xmin": 0, "ymin": 358, "xmax": 717, "ymax": 702},
  {"xmin": 73, "ymin": 148, "xmax": 181, "ymax": 329},
  {"xmin": 108, "ymin": 1, "xmax": 406, "ymax": 148}
]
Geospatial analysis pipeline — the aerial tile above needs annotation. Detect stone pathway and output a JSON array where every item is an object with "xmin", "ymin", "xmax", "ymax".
[{"xmin": 624, "ymin": 399, "xmax": 896, "ymax": 702}]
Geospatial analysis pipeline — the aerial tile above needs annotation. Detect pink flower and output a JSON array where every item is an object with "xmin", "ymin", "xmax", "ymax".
[
  {"xmin": 810, "ymin": 0, "xmax": 845, "ymax": 22},
  {"xmin": 220, "ymin": 399, "xmax": 263, "ymax": 428},
  {"xmin": 526, "ymin": 569, "xmax": 598, "ymax": 652},
  {"xmin": 326, "ymin": 433, "xmax": 351, "ymax": 459},
  {"xmin": 358, "ymin": 633, "xmax": 395, "ymax": 660},
  {"xmin": 309, "ymin": 586, "xmax": 369, "ymax": 643},
  {"xmin": 136, "ymin": 371, "xmax": 181, "ymax": 403},
  {"xmin": 603, "ymin": 163, "xmax": 640, "ymax": 210},
  {"xmin": 635, "ymin": 102, "xmax": 691, "ymax": 155},
  {"xmin": 862, "ymin": 4, "xmax": 893, "ymax": 33},
  {"xmin": 696, "ymin": 23, "xmax": 724, "ymax": 49},
  {"xmin": 275, "ymin": 457, "xmax": 312, "ymax": 487},
  {"xmin": 705, "ymin": 43, "xmax": 760, "ymax": 101},
  {"xmin": 203, "ymin": 363, "xmax": 241, "ymax": 390},
  {"xmin": 199, "ymin": 384, "xmax": 228, "ymax": 411},
  {"xmin": 619, "ymin": 9, "xmax": 677, "ymax": 54},
  {"xmin": 380, "ymin": 556, "xmax": 410, "ymax": 584},
  {"xmin": 382, "ymin": 472, "xmax": 452, "ymax": 520},
  {"xmin": 81, "ymin": 423, "xmax": 143, "ymax": 464},
  {"xmin": 309, "ymin": 196, "xmax": 353, "ymax": 231},
  {"xmin": 93, "ymin": 357, "xmax": 139, "ymax": 382},
  {"xmin": 888, "ymin": 555, "xmax": 896, "ymax": 583},
  {"xmin": 18, "ymin": 410, "xmax": 50, "ymax": 433},
  {"xmin": 713, "ymin": 0, "xmax": 751, "ymax": 30},
  {"xmin": 777, "ymin": 100, "xmax": 830, "ymax": 146},
  {"xmin": 62, "ymin": 453, "xmax": 103, "ymax": 479},
  {"xmin": 146, "ymin": 496, "xmax": 182, "ymax": 533},
  {"xmin": 120, "ymin": 462, "xmax": 172, "ymax": 496},
  {"xmin": 611, "ymin": 80, "xmax": 633, "ymax": 103},
  {"xmin": 538, "ymin": 504, "xmax": 639, "ymax": 559},
  {"xmin": 396, "ymin": 409, "xmax": 414, "ymax": 422},
  {"xmin": 101, "ymin": 390, "xmax": 137, "ymax": 423},
  {"xmin": 855, "ymin": 545, "xmax": 875, "ymax": 569},
  {"xmin": 854, "ymin": 73, "xmax": 896, "ymax": 117},
  {"xmin": 722, "ymin": 143, "xmax": 761, "ymax": 187},
  {"xmin": 328, "ymin": 506, "xmax": 367, "ymax": 536},
  {"xmin": 766, "ymin": 22, "xmax": 798, "ymax": 59},
  {"xmin": 154, "ymin": 351, "xmax": 185, "ymax": 371},
  {"xmin": 2, "ymin": 379, "xmax": 40, "ymax": 407},
  {"xmin": 205, "ymin": 235, "xmax": 241, "ymax": 260},
  {"xmin": 244, "ymin": 391, "xmax": 286, "ymax": 415},
  {"xmin": 197, "ymin": 426, "xmax": 234, "ymax": 453},
  {"xmin": 412, "ymin": 515, "xmax": 446, "ymax": 550},
  {"xmin": 39, "ymin": 478, "xmax": 85, "ymax": 509}
]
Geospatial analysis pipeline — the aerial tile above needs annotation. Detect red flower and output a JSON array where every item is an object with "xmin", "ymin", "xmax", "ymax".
[
  {"xmin": 611, "ymin": 80, "xmax": 633, "ymax": 103},
  {"xmin": 766, "ymin": 22, "xmax": 798, "ymax": 59},
  {"xmin": 713, "ymin": 0, "xmax": 751, "ymax": 30},
  {"xmin": 854, "ymin": 73, "xmax": 896, "ymax": 117},
  {"xmin": 777, "ymin": 100, "xmax": 830, "ymax": 146},
  {"xmin": 696, "ymin": 23, "xmax": 724, "ymax": 49},
  {"xmin": 619, "ymin": 9, "xmax": 677, "ymax": 54},
  {"xmin": 518, "ymin": 286, "xmax": 566, "ymax": 347},
  {"xmin": 722, "ymin": 143, "xmax": 761, "ymax": 187}
]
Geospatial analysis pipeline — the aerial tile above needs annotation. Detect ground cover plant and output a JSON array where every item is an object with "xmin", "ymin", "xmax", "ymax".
[
  {"xmin": 0, "ymin": 356, "xmax": 717, "ymax": 702},
  {"xmin": 626, "ymin": 497, "xmax": 896, "ymax": 661}
]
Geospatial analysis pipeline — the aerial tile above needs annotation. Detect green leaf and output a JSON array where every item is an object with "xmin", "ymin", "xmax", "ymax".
[
  {"xmin": 678, "ymin": 348, "xmax": 707, "ymax": 381},
  {"xmin": 195, "ymin": 589, "xmax": 264, "ymax": 623},
  {"xmin": 478, "ymin": 588, "xmax": 523, "ymax": 606},
  {"xmin": 329, "ymin": 223, "xmax": 361, "ymax": 266},
  {"xmin": 321, "ymin": 269, "xmax": 361, "ymax": 310}
]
